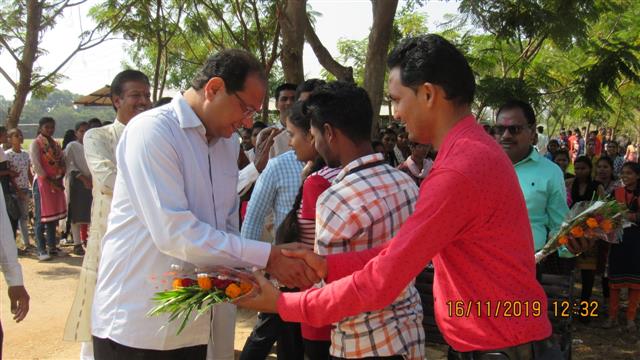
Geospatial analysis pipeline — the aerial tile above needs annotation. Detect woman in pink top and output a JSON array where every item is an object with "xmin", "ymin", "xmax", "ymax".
[{"xmin": 275, "ymin": 101, "xmax": 340, "ymax": 359}]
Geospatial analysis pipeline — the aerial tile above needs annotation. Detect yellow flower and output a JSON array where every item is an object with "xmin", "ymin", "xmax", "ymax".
[
  {"xmin": 586, "ymin": 218, "xmax": 599, "ymax": 229},
  {"xmin": 601, "ymin": 219, "xmax": 613, "ymax": 232},
  {"xmin": 570, "ymin": 226, "xmax": 584, "ymax": 238},
  {"xmin": 558, "ymin": 235, "xmax": 569, "ymax": 245},
  {"xmin": 239, "ymin": 281, "xmax": 253, "ymax": 295},
  {"xmin": 197, "ymin": 274, "xmax": 212, "ymax": 290},
  {"xmin": 225, "ymin": 283, "xmax": 243, "ymax": 299},
  {"xmin": 172, "ymin": 278, "xmax": 183, "ymax": 290}
]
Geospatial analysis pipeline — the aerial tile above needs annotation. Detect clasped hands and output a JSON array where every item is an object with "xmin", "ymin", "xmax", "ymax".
[{"xmin": 235, "ymin": 245, "xmax": 326, "ymax": 313}]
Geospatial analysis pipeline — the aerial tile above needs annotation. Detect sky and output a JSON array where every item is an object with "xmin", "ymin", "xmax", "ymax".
[{"xmin": 0, "ymin": 0, "xmax": 459, "ymax": 100}]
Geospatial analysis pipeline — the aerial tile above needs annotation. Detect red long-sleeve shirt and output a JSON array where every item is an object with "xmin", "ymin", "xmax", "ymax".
[{"xmin": 277, "ymin": 115, "xmax": 552, "ymax": 352}]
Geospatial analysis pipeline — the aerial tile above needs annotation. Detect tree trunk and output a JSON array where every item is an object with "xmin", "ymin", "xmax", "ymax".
[
  {"xmin": 6, "ymin": 0, "xmax": 42, "ymax": 129},
  {"xmin": 363, "ymin": 0, "xmax": 398, "ymax": 139},
  {"xmin": 279, "ymin": 0, "xmax": 306, "ymax": 84}
]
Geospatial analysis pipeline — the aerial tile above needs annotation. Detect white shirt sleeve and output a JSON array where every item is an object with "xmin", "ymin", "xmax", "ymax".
[
  {"xmin": 29, "ymin": 140, "xmax": 46, "ymax": 178},
  {"xmin": 0, "ymin": 190, "xmax": 24, "ymax": 286},
  {"xmin": 119, "ymin": 123, "xmax": 271, "ymax": 269},
  {"xmin": 84, "ymin": 129, "xmax": 116, "ymax": 195},
  {"xmin": 237, "ymin": 162, "xmax": 259, "ymax": 195}
]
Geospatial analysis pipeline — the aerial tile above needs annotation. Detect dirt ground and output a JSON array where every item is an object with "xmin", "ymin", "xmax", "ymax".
[{"xmin": 1, "ymin": 248, "xmax": 639, "ymax": 360}]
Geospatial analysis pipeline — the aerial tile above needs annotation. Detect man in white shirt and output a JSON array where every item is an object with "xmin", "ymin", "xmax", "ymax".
[
  {"xmin": 91, "ymin": 50, "xmax": 318, "ymax": 359},
  {"xmin": 64, "ymin": 69, "xmax": 152, "ymax": 359},
  {"xmin": 536, "ymin": 125, "xmax": 549, "ymax": 155},
  {"xmin": 0, "ymin": 189, "xmax": 30, "ymax": 359}
]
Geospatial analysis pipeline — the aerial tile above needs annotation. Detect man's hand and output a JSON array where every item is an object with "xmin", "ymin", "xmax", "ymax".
[
  {"xmin": 254, "ymin": 128, "xmax": 283, "ymax": 172},
  {"xmin": 282, "ymin": 248, "xmax": 327, "ymax": 280},
  {"xmin": 566, "ymin": 237, "xmax": 596, "ymax": 255},
  {"xmin": 266, "ymin": 245, "xmax": 320, "ymax": 288},
  {"xmin": 8, "ymin": 285, "xmax": 30, "ymax": 322},
  {"xmin": 234, "ymin": 271, "xmax": 280, "ymax": 313}
]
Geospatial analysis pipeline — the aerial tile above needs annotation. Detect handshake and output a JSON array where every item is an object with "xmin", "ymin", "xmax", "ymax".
[
  {"xmin": 264, "ymin": 244, "xmax": 327, "ymax": 289},
  {"xmin": 234, "ymin": 245, "xmax": 328, "ymax": 313}
]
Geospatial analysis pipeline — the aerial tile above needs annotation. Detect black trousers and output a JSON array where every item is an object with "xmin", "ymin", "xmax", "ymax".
[
  {"xmin": 239, "ymin": 312, "xmax": 304, "ymax": 360},
  {"xmin": 303, "ymin": 339, "xmax": 331, "ymax": 360},
  {"xmin": 92, "ymin": 336, "xmax": 207, "ymax": 360}
]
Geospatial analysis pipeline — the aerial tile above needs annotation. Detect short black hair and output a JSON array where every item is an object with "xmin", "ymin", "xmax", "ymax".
[
  {"xmin": 306, "ymin": 81, "xmax": 372, "ymax": 143},
  {"xmin": 62, "ymin": 129, "xmax": 76, "ymax": 149},
  {"xmin": 154, "ymin": 97, "xmax": 173, "ymax": 107},
  {"xmin": 387, "ymin": 34, "xmax": 475, "ymax": 105},
  {"xmin": 191, "ymin": 49, "xmax": 265, "ymax": 93},
  {"xmin": 537, "ymin": 125, "xmax": 544, "ymax": 133},
  {"xmin": 381, "ymin": 128, "xmax": 398, "ymax": 138},
  {"xmin": 87, "ymin": 118, "xmax": 102, "ymax": 128},
  {"xmin": 111, "ymin": 70, "xmax": 150, "ymax": 98},
  {"xmin": 274, "ymin": 83, "xmax": 297, "ymax": 101},
  {"xmin": 38, "ymin": 116, "xmax": 55, "ymax": 129},
  {"xmin": 252, "ymin": 121, "xmax": 268, "ymax": 132},
  {"xmin": 75, "ymin": 121, "xmax": 89, "ymax": 131},
  {"xmin": 295, "ymin": 79, "xmax": 327, "ymax": 100},
  {"xmin": 287, "ymin": 101, "xmax": 312, "ymax": 133},
  {"xmin": 552, "ymin": 149, "xmax": 570, "ymax": 161},
  {"xmin": 497, "ymin": 99, "xmax": 536, "ymax": 127}
]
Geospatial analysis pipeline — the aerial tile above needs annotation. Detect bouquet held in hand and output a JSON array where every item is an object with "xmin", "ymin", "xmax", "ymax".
[{"xmin": 535, "ymin": 199, "xmax": 628, "ymax": 263}]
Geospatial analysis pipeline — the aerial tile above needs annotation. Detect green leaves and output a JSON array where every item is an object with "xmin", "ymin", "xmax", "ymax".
[{"xmin": 148, "ymin": 286, "xmax": 230, "ymax": 335}]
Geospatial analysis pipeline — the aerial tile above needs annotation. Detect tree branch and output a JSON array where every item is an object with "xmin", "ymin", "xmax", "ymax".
[
  {"xmin": 249, "ymin": 0, "xmax": 266, "ymax": 65},
  {"xmin": 0, "ymin": 66, "xmax": 17, "ymax": 89},
  {"xmin": 201, "ymin": 0, "xmax": 244, "ymax": 47},
  {"xmin": 232, "ymin": 0, "xmax": 250, "ymax": 49},
  {"xmin": 304, "ymin": 10, "xmax": 353, "ymax": 82},
  {"xmin": 0, "ymin": 37, "xmax": 21, "ymax": 64}
]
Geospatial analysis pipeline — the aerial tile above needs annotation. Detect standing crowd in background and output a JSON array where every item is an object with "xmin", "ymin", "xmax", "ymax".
[{"xmin": 0, "ymin": 37, "xmax": 639, "ymax": 360}]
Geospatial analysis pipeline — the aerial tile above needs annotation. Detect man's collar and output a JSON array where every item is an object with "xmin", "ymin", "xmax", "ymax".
[
  {"xmin": 515, "ymin": 146, "xmax": 541, "ymax": 166},
  {"xmin": 335, "ymin": 153, "xmax": 385, "ymax": 182},
  {"xmin": 172, "ymin": 95, "xmax": 207, "ymax": 138}
]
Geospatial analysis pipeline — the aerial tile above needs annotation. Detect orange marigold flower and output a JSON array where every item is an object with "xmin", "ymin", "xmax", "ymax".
[
  {"xmin": 570, "ymin": 226, "xmax": 584, "ymax": 238},
  {"xmin": 601, "ymin": 219, "xmax": 613, "ymax": 232},
  {"xmin": 225, "ymin": 283, "xmax": 243, "ymax": 299},
  {"xmin": 172, "ymin": 278, "xmax": 184, "ymax": 290},
  {"xmin": 586, "ymin": 218, "xmax": 599, "ymax": 229},
  {"xmin": 558, "ymin": 235, "xmax": 569, "ymax": 245},
  {"xmin": 239, "ymin": 281, "xmax": 253, "ymax": 295},
  {"xmin": 197, "ymin": 274, "xmax": 212, "ymax": 290}
]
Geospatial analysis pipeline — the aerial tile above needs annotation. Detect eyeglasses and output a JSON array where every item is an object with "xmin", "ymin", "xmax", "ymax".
[
  {"xmin": 494, "ymin": 125, "xmax": 530, "ymax": 135},
  {"xmin": 234, "ymin": 92, "xmax": 258, "ymax": 118}
]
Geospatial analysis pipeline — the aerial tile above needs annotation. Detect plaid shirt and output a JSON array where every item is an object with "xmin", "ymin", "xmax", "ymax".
[{"xmin": 315, "ymin": 153, "xmax": 425, "ymax": 359}]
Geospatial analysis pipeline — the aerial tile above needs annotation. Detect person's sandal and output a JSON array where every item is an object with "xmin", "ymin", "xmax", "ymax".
[{"xmin": 73, "ymin": 245, "xmax": 85, "ymax": 256}]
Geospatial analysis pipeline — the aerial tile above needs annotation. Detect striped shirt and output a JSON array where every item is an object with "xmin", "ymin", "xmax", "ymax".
[
  {"xmin": 297, "ymin": 166, "xmax": 341, "ymax": 249},
  {"xmin": 315, "ymin": 153, "xmax": 425, "ymax": 359}
]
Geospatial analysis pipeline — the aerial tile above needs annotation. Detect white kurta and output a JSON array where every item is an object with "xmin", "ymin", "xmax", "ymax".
[{"xmin": 64, "ymin": 120, "xmax": 124, "ymax": 342}]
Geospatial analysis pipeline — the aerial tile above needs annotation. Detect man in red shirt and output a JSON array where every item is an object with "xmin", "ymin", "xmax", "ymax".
[{"xmin": 238, "ymin": 35, "xmax": 585, "ymax": 359}]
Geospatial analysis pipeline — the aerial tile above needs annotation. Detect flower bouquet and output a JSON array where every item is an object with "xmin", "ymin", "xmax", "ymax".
[
  {"xmin": 535, "ymin": 199, "xmax": 628, "ymax": 263},
  {"xmin": 148, "ymin": 265, "xmax": 258, "ymax": 334}
]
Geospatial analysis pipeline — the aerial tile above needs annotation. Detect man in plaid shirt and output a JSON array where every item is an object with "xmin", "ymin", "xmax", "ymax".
[{"xmin": 309, "ymin": 82, "xmax": 425, "ymax": 359}]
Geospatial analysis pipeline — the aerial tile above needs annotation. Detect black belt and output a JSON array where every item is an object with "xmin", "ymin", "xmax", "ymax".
[{"xmin": 448, "ymin": 338, "xmax": 563, "ymax": 360}]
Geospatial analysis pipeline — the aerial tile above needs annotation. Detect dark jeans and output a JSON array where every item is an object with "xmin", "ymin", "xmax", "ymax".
[
  {"xmin": 581, "ymin": 269, "xmax": 595, "ymax": 301},
  {"xmin": 303, "ymin": 339, "xmax": 331, "ymax": 360},
  {"xmin": 92, "ymin": 336, "xmax": 206, "ymax": 360},
  {"xmin": 33, "ymin": 179, "xmax": 58, "ymax": 254},
  {"xmin": 239, "ymin": 312, "xmax": 304, "ymax": 360}
]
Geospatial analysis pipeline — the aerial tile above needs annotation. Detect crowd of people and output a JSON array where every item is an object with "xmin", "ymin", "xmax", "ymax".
[{"xmin": 0, "ymin": 33, "xmax": 639, "ymax": 360}]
